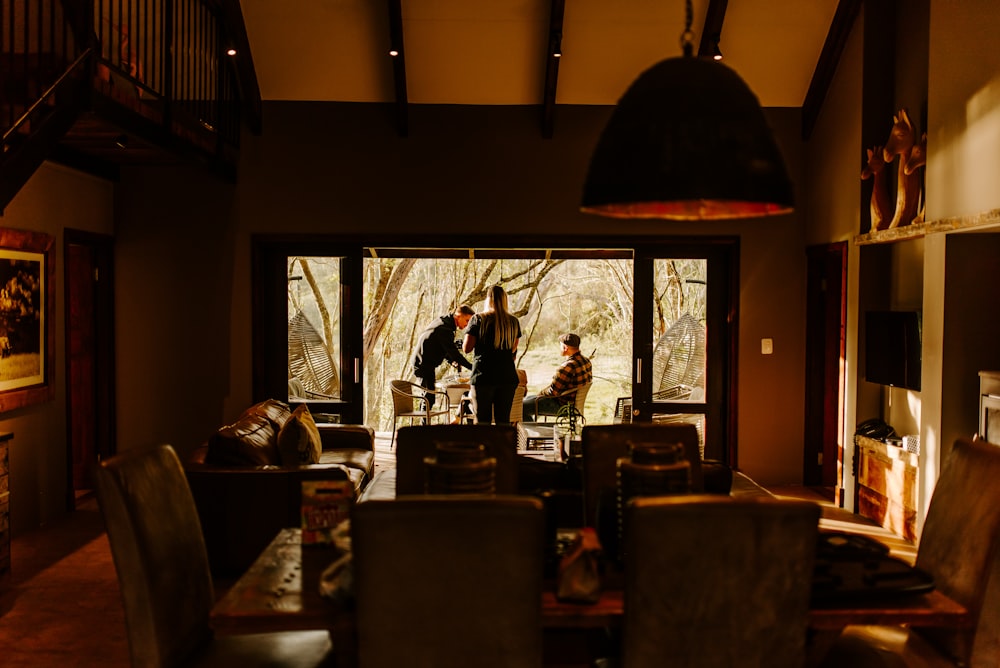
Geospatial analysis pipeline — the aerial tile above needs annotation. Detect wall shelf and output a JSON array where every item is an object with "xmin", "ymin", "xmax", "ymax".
[{"xmin": 854, "ymin": 208, "xmax": 1000, "ymax": 245}]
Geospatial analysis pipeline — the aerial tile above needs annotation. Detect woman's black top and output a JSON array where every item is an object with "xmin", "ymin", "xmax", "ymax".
[{"xmin": 467, "ymin": 313, "xmax": 521, "ymax": 386}]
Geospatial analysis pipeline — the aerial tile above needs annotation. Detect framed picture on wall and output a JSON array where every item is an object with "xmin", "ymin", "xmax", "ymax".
[{"xmin": 0, "ymin": 228, "xmax": 55, "ymax": 413}]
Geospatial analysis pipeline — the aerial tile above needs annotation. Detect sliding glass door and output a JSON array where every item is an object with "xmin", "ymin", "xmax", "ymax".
[
  {"xmin": 631, "ymin": 242, "xmax": 737, "ymax": 463},
  {"xmin": 252, "ymin": 239, "xmax": 365, "ymax": 424},
  {"xmin": 252, "ymin": 236, "xmax": 738, "ymax": 463}
]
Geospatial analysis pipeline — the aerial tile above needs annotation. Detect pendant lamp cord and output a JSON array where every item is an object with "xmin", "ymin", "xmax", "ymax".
[{"xmin": 680, "ymin": 0, "xmax": 694, "ymax": 57}]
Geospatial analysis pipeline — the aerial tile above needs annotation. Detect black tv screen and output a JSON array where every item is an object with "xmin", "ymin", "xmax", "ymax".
[{"xmin": 864, "ymin": 311, "xmax": 922, "ymax": 391}]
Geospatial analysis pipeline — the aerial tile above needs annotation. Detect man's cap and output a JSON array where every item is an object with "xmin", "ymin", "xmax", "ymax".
[{"xmin": 560, "ymin": 333, "xmax": 581, "ymax": 348}]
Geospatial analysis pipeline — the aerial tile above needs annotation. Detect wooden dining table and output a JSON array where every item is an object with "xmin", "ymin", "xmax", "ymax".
[{"xmin": 211, "ymin": 528, "xmax": 970, "ymax": 664}]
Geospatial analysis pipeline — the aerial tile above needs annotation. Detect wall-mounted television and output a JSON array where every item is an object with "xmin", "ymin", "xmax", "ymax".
[{"xmin": 864, "ymin": 310, "xmax": 922, "ymax": 391}]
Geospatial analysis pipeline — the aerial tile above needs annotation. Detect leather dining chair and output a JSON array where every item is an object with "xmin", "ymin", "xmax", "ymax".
[
  {"xmin": 618, "ymin": 495, "xmax": 820, "ymax": 668},
  {"xmin": 581, "ymin": 423, "xmax": 704, "ymax": 530},
  {"xmin": 819, "ymin": 436, "xmax": 1000, "ymax": 667},
  {"xmin": 94, "ymin": 444, "xmax": 335, "ymax": 668},
  {"xmin": 351, "ymin": 495, "xmax": 545, "ymax": 668},
  {"xmin": 394, "ymin": 424, "xmax": 519, "ymax": 494}
]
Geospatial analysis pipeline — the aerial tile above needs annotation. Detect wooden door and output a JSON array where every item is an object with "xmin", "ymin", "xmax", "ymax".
[
  {"xmin": 803, "ymin": 242, "xmax": 847, "ymax": 498},
  {"xmin": 65, "ymin": 230, "xmax": 115, "ymax": 508}
]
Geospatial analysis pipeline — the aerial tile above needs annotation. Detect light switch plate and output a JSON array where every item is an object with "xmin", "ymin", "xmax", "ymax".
[{"xmin": 761, "ymin": 338, "xmax": 773, "ymax": 355}]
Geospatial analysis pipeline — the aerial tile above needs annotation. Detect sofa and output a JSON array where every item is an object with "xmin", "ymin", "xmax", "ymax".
[{"xmin": 184, "ymin": 399, "xmax": 375, "ymax": 577}]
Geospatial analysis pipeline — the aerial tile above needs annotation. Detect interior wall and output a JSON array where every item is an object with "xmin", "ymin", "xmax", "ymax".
[
  {"xmin": 112, "ymin": 102, "xmax": 810, "ymax": 486},
  {"xmin": 926, "ymin": 0, "xmax": 1000, "ymax": 221},
  {"xmin": 0, "ymin": 163, "xmax": 114, "ymax": 533},
  {"xmin": 942, "ymin": 234, "xmax": 1000, "ymax": 452},
  {"xmin": 800, "ymin": 7, "xmax": 864, "ymax": 506},
  {"xmin": 916, "ymin": 0, "xmax": 1000, "ymax": 522}
]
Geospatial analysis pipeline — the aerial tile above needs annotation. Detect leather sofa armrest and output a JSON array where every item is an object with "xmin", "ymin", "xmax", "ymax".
[{"xmin": 184, "ymin": 463, "xmax": 358, "ymax": 577}]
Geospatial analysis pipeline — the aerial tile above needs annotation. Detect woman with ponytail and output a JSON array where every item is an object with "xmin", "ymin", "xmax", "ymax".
[{"xmin": 463, "ymin": 284, "xmax": 522, "ymax": 425}]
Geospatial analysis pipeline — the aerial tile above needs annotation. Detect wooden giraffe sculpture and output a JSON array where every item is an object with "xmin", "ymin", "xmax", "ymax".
[
  {"xmin": 882, "ymin": 109, "xmax": 924, "ymax": 229},
  {"xmin": 904, "ymin": 132, "xmax": 928, "ymax": 224},
  {"xmin": 861, "ymin": 145, "xmax": 892, "ymax": 231}
]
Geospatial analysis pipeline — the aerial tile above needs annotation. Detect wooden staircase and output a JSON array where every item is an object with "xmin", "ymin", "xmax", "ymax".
[{"xmin": 1, "ymin": 0, "xmax": 256, "ymax": 213}]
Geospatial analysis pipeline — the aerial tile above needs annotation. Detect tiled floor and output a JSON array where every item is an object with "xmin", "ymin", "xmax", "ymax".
[{"xmin": 0, "ymin": 436, "xmax": 912, "ymax": 666}]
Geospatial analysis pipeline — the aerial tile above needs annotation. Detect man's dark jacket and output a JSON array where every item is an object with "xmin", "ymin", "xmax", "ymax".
[{"xmin": 413, "ymin": 315, "xmax": 472, "ymax": 375}]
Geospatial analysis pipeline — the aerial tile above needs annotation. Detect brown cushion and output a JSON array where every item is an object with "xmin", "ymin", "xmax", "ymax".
[
  {"xmin": 206, "ymin": 411, "xmax": 280, "ymax": 466},
  {"xmin": 277, "ymin": 404, "xmax": 323, "ymax": 465},
  {"xmin": 245, "ymin": 398, "xmax": 293, "ymax": 430},
  {"xmin": 205, "ymin": 399, "xmax": 292, "ymax": 466}
]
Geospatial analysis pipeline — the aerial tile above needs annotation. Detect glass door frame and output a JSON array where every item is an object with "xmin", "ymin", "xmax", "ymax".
[
  {"xmin": 631, "ymin": 240, "xmax": 739, "ymax": 465},
  {"xmin": 251, "ymin": 234, "xmax": 738, "ymax": 455},
  {"xmin": 252, "ymin": 237, "xmax": 365, "ymax": 424}
]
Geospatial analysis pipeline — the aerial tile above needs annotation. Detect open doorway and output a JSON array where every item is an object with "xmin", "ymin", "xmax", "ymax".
[
  {"xmin": 64, "ymin": 230, "xmax": 115, "ymax": 509},
  {"xmin": 803, "ymin": 242, "xmax": 847, "ymax": 503},
  {"xmin": 253, "ymin": 236, "xmax": 738, "ymax": 465}
]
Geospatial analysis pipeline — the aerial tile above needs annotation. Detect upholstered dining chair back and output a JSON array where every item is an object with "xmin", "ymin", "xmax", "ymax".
[
  {"xmin": 822, "ymin": 436, "xmax": 1000, "ymax": 667},
  {"xmin": 352, "ymin": 496, "xmax": 545, "ymax": 668},
  {"xmin": 395, "ymin": 424, "xmax": 519, "ymax": 495},
  {"xmin": 95, "ymin": 444, "xmax": 333, "ymax": 668},
  {"xmin": 622, "ymin": 495, "xmax": 820, "ymax": 668},
  {"xmin": 581, "ymin": 423, "xmax": 703, "ymax": 529},
  {"xmin": 913, "ymin": 437, "xmax": 1000, "ymax": 663}
]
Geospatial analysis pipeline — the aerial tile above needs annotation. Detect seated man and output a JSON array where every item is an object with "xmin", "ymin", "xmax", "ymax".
[{"xmin": 523, "ymin": 332, "xmax": 593, "ymax": 421}]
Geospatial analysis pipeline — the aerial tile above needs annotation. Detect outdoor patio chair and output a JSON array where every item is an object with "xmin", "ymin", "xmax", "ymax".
[{"xmin": 389, "ymin": 379, "xmax": 450, "ymax": 448}]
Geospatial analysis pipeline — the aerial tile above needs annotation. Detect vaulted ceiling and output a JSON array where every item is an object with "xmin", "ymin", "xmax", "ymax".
[{"xmin": 236, "ymin": 0, "xmax": 853, "ymax": 137}]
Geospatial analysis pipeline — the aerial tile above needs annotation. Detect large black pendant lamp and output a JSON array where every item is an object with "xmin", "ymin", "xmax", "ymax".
[{"xmin": 581, "ymin": 0, "xmax": 794, "ymax": 220}]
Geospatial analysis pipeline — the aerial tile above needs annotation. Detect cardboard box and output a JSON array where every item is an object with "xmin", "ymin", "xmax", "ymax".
[{"xmin": 301, "ymin": 480, "xmax": 353, "ymax": 545}]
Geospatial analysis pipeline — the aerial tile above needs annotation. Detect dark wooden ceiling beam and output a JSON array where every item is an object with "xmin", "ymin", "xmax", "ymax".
[
  {"xmin": 541, "ymin": 0, "xmax": 565, "ymax": 138},
  {"xmin": 802, "ymin": 0, "xmax": 863, "ymax": 140},
  {"xmin": 697, "ymin": 0, "xmax": 728, "ymax": 58},
  {"xmin": 387, "ymin": 0, "xmax": 408, "ymax": 137}
]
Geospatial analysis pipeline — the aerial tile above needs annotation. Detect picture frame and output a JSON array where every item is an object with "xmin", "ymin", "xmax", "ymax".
[{"xmin": 0, "ymin": 228, "xmax": 55, "ymax": 413}]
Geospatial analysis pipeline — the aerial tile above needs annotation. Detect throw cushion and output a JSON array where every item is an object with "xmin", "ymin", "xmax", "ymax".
[
  {"xmin": 246, "ymin": 398, "xmax": 293, "ymax": 431},
  {"xmin": 206, "ymin": 412, "xmax": 281, "ymax": 466},
  {"xmin": 277, "ymin": 404, "xmax": 323, "ymax": 466}
]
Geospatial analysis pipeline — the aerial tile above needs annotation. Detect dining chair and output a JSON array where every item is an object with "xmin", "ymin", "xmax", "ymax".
[
  {"xmin": 618, "ymin": 495, "xmax": 820, "ymax": 668},
  {"xmin": 819, "ymin": 436, "xmax": 1000, "ymax": 667},
  {"xmin": 351, "ymin": 495, "xmax": 545, "ymax": 668},
  {"xmin": 581, "ymin": 423, "xmax": 704, "ymax": 530},
  {"xmin": 94, "ymin": 444, "xmax": 335, "ymax": 668},
  {"xmin": 389, "ymin": 378, "xmax": 451, "ymax": 448},
  {"xmin": 394, "ymin": 424, "xmax": 519, "ymax": 494}
]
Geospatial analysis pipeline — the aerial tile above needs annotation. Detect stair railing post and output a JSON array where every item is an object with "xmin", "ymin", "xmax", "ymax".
[{"xmin": 163, "ymin": 0, "xmax": 174, "ymax": 134}]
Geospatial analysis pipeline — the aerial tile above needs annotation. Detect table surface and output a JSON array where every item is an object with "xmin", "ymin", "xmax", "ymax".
[{"xmin": 211, "ymin": 528, "xmax": 970, "ymax": 635}]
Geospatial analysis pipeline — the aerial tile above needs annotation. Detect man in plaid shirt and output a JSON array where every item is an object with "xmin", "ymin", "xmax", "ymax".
[{"xmin": 523, "ymin": 332, "xmax": 593, "ymax": 421}]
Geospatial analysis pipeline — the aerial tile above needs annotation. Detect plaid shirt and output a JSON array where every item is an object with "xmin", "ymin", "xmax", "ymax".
[{"xmin": 539, "ymin": 352, "xmax": 592, "ymax": 401}]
